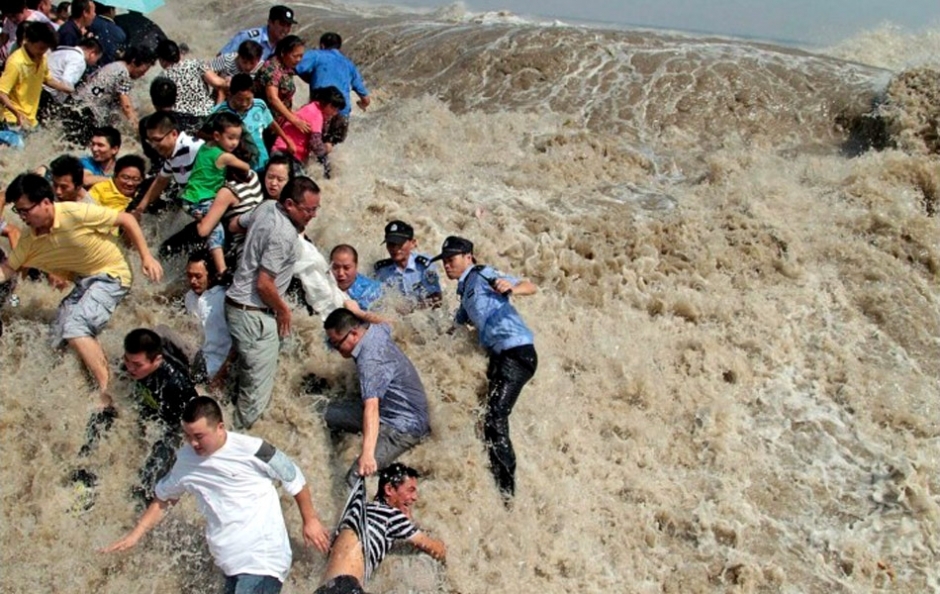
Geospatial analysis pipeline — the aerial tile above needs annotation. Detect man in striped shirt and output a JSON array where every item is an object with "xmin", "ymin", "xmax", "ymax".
[
  {"xmin": 316, "ymin": 464, "xmax": 446, "ymax": 593},
  {"xmin": 132, "ymin": 111, "xmax": 204, "ymax": 219}
]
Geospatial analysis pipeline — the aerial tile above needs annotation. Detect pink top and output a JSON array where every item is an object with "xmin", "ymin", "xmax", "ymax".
[{"xmin": 272, "ymin": 101, "xmax": 325, "ymax": 163}]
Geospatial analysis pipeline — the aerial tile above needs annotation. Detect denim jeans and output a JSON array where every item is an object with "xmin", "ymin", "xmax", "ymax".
[{"xmin": 223, "ymin": 573, "xmax": 283, "ymax": 594}]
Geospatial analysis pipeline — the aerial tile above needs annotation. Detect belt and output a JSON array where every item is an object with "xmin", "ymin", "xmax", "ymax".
[{"xmin": 225, "ymin": 297, "xmax": 273, "ymax": 315}]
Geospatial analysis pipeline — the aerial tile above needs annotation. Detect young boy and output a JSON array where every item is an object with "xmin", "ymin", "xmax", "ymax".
[
  {"xmin": 0, "ymin": 21, "xmax": 72, "ymax": 133},
  {"xmin": 210, "ymin": 72, "xmax": 289, "ymax": 170}
]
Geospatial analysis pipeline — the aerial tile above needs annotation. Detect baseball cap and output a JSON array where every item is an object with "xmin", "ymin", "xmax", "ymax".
[
  {"xmin": 382, "ymin": 220, "xmax": 414, "ymax": 244},
  {"xmin": 430, "ymin": 236, "xmax": 474, "ymax": 262},
  {"xmin": 269, "ymin": 5, "xmax": 298, "ymax": 24}
]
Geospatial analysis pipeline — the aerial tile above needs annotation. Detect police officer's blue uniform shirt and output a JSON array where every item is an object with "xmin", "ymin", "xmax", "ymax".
[
  {"xmin": 374, "ymin": 253, "xmax": 441, "ymax": 303},
  {"xmin": 455, "ymin": 265, "xmax": 534, "ymax": 354},
  {"xmin": 220, "ymin": 26, "xmax": 274, "ymax": 60},
  {"xmin": 295, "ymin": 49, "xmax": 369, "ymax": 117},
  {"xmin": 347, "ymin": 273, "xmax": 383, "ymax": 311}
]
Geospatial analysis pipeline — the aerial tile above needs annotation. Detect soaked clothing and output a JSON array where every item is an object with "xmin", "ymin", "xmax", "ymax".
[
  {"xmin": 314, "ymin": 575, "xmax": 366, "ymax": 594},
  {"xmin": 454, "ymin": 264, "xmax": 537, "ymax": 497},
  {"xmin": 295, "ymin": 48, "xmax": 368, "ymax": 118},
  {"xmin": 338, "ymin": 486, "xmax": 418, "ymax": 581},
  {"xmin": 346, "ymin": 273, "xmax": 383, "ymax": 311},
  {"xmin": 374, "ymin": 253, "xmax": 441, "ymax": 306},
  {"xmin": 75, "ymin": 61, "xmax": 132, "ymax": 126},
  {"xmin": 130, "ymin": 354, "xmax": 198, "ymax": 500}
]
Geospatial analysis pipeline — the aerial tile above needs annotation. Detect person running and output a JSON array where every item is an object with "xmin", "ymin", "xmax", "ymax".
[
  {"xmin": 103, "ymin": 396, "xmax": 331, "ymax": 593},
  {"xmin": 315, "ymin": 464, "xmax": 446, "ymax": 594},
  {"xmin": 296, "ymin": 32, "xmax": 370, "ymax": 154},
  {"xmin": 431, "ymin": 235, "xmax": 538, "ymax": 501},
  {"xmin": 0, "ymin": 173, "xmax": 163, "ymax": 406}
]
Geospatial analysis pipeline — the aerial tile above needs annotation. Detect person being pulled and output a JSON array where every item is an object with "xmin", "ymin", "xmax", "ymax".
[{"xmin": 315, "ymin": 463, "xmax": 446, "ymax": 594}]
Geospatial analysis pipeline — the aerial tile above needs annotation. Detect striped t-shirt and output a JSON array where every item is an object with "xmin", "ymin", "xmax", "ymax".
[
  {"xmin": 340, "ymin": 499, "xmax": 418, "ymax": 580},
  {"xmin": 223, "ymin": 170, "xmax": 264, "ymax": 258},
  {"xmin": 159, "ymin": 132, "xmax": 204, "ymax": 187}
]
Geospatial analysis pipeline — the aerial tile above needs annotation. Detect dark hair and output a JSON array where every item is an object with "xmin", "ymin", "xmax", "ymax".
[
  {"xmin": 123, "ymin": 327, "xmax": 162, "ymax": 361},
  {"xmin": 90, "ymin": 125, "xmax": 121, "ymax": 148},
  {"xmin": 57, "ymin": 1, "xmax": 71, "ymax": 16},
  {"xmin": 187, "ymin": 248, "xmax": 218, "ymax": 280},
  {"xmin": 123, "ymin": 45, "xmax": 156, "ymax": 67},
  {"xmin": 311, "ymin": 86, "xmax": 346, "ymax": 111},
  {"xmin": 273, "ymin": 34, "xmax": 303, "ymax": 60},
  {"xmin": 236, "ymin": 39, "xmax": 263, "ymax": 61},
  {"xmin": 181, "ymin": 396, "xmax": 223, "ymax": 425},
  {"xmin": 154, "ymin": 38, "xmax": 180, "ymax": 64},
  {"xmin": 49, "ymin": 154, "xmax": 84, "ymax": 187},
  {"xmin": 76, "ymin": 36, "xmax": 102, "ymax": 54},
  {"xmin": 6, "ymin": 173, "xmax": 54, "ymax": 205},
  {"xmin": 261, "ymin": 152, "xmax": 295, "ymax": 200},
  {"xmin": 376, "ymin": 463, "xmax": 420, "ymax": 503},
  {"xmin": 114, "ymin": 154, "xmax": 145, "ymax": 177},
  {"xmin": 323, "ymin": 307, "xmax": 361, "ymax": 334},
  {"xmin": 202, "ymin": 111, "xmax": 243, "ymax": 136},
  {"xmin": 93, "ymin": 1, "xmax": 113, "ymax": 16},
  {"xmin": 146, "ymin": 111, "xmax": 178, "ymax": 134},
  {"xmin": 330, "ymin": 244, "xmax": 358, "ymax": 264},
  {"xmin": 2, "ymin": 0, "xmax": 27, "ymax": 15},
  {"xmin": 319, "ymin": 32, "xmax": 341, "ymax": 50},
  {"xmin": 280, "ymin": 175, "xmax": 319, "ymax": 206},
  {"xmin": 149, "ymin": 76, "xmax": 177, "ymax": 110},
  {"xmin": 69, "ymin": 0, "xmax": 90, "ymax": 19},
  {"xmin": 229, "ymin": 73, "xmax": 254, "ymax": 96},
  {"xmin": 22, "ymin": 20, "xmax": 57, "ymax": 46}
]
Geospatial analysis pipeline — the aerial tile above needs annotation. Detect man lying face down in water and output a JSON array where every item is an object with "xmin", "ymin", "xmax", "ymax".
[{"xmin": 316, "ymin": 463, "xmax": 446, "ymax": 594}]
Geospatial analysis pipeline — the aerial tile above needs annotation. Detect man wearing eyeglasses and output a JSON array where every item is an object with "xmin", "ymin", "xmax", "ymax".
[
  {"xmin": 224, "ymin": 176, "xmax": 321, "ymax": 429},
  {"xmin": 0, "ymin": 173, "xmax": 163, "ymax": 408},
  {"xmin": 321, "ymin": 307, "xmax": 430, "ymax": 487}
]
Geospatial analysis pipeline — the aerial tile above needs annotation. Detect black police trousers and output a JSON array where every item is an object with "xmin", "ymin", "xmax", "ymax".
[{"xmin": 484, "ymin": 344, "xmax": 538, "ymax": 498}]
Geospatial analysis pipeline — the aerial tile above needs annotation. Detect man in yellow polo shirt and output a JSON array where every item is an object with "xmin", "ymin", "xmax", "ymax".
[
  {"xmin": 0, "ymin": 21, "xmax": 73, "ymax": 129},
  {"xmin": 0, "ymin": 173, "xmax": 163, "ymax": 408}
]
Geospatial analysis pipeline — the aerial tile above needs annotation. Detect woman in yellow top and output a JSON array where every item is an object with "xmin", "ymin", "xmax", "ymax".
[{"xmin": 89, "ymin": 155, "xmax": 146, "ymax": 213}]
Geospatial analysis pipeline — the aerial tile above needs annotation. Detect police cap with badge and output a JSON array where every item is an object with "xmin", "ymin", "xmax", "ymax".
[
  {"xmin": 269, "ymin": 5, "xmax": 298, "ymax": 24},
  {"xmin": 382, "ymin": 220, "xmax": 414, "ymax": 245}
]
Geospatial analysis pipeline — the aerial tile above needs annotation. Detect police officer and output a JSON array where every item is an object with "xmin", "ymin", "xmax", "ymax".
[
  {"xmin": 218, "ymin": 5, "xmax": 297, "ymax": 61},
  {"xmin": 431, "ymin": 236, "xmax": 538, "ymax": 501},
  {"xmin": 373, "ymin": 220, "xmax": 441, "ymax": 308}
]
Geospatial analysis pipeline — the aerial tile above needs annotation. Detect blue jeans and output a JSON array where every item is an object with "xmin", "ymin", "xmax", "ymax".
[
  {"xmin": 182, "ymin": 199, "xmax": 225, "ymax": 250},
  {"xmin": 223, "ymin": 574, "xmax": 283, "ymax": 594}
]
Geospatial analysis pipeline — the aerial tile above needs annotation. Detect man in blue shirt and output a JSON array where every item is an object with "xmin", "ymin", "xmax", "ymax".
[
  {"xmin": 322, "ymin": 308, "xmax": 431, "ymax": 487},
  {"xmin": 432, "ymin": 236, "xmax": 538, "ymax": 500},
  {"xmin": 330, "ymin": 244, "xmax": 382, "ymax": 311},
  {"xmin": 373, "ymin": 220, "xmax": 441, "ymax": 308},
  {"xmin": 218, "ymin": 5, "xmax": 296, "ymax": 61},
  {"xmin": 88, "ymin": 3, "xmax": 126, "ymax": 66},
  {"xmin": 295, "ymin": 32, "xmax": 370, "ymax": 150}
]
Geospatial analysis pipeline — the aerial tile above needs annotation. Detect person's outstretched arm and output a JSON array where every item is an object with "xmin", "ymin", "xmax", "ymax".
[
  {"xmin": 292, "ymin": 484, "xmax": 331, "ymax": 553},
  {"xmin": 100, "ymin": 498, "xmax": 172, "ymax": 552}
]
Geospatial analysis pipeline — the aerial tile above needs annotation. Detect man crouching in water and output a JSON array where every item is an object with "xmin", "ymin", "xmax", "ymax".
[{"xmin": 316, "ymin": 463, "xmax": 446, "ymax": 594}]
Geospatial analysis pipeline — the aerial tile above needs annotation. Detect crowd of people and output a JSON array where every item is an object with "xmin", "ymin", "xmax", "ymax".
[{"xmin": 0, "ymin": 3, "xmax": 538, "ymax": 593}]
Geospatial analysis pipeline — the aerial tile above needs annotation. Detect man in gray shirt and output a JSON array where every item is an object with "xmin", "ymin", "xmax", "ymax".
[
  {"xmin": 323, "ymin": 308, "xmax": 430, "ymax": 486},
  {"xmin": 226, "ymin": 176, "xmax": 322, "ymax": 428}
]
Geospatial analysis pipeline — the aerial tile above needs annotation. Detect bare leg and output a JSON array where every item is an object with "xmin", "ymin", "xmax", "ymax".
[{"xmin": 67, "ymin": 336, "xmax": 111, "ymax": 407}]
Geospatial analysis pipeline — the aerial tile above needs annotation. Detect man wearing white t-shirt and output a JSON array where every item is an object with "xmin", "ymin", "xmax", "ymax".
[{"xmin": 103, "ymin": 396, "xmax": 331, "ymax": 593}]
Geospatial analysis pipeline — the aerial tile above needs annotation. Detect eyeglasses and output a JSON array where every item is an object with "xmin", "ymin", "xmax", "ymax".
[
  {"xmin": 12, "ymin": 201, "xmax": 41, "ymax": 217},
  {"xmin": 291, "ymin": 200, "xmax": 320, "ymax": 216},
  {"xmin": 145, "ymin": 130, "xmax": 172, "ymax": 145},
  {"xmin": 328, "ymin": 328, "xmax": 353, "ymax": 349}
]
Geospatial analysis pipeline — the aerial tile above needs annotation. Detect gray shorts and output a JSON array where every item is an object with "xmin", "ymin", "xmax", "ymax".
[{"xmin": 51, "ymin": 274, "xmax": 129, "ymax": 348}]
